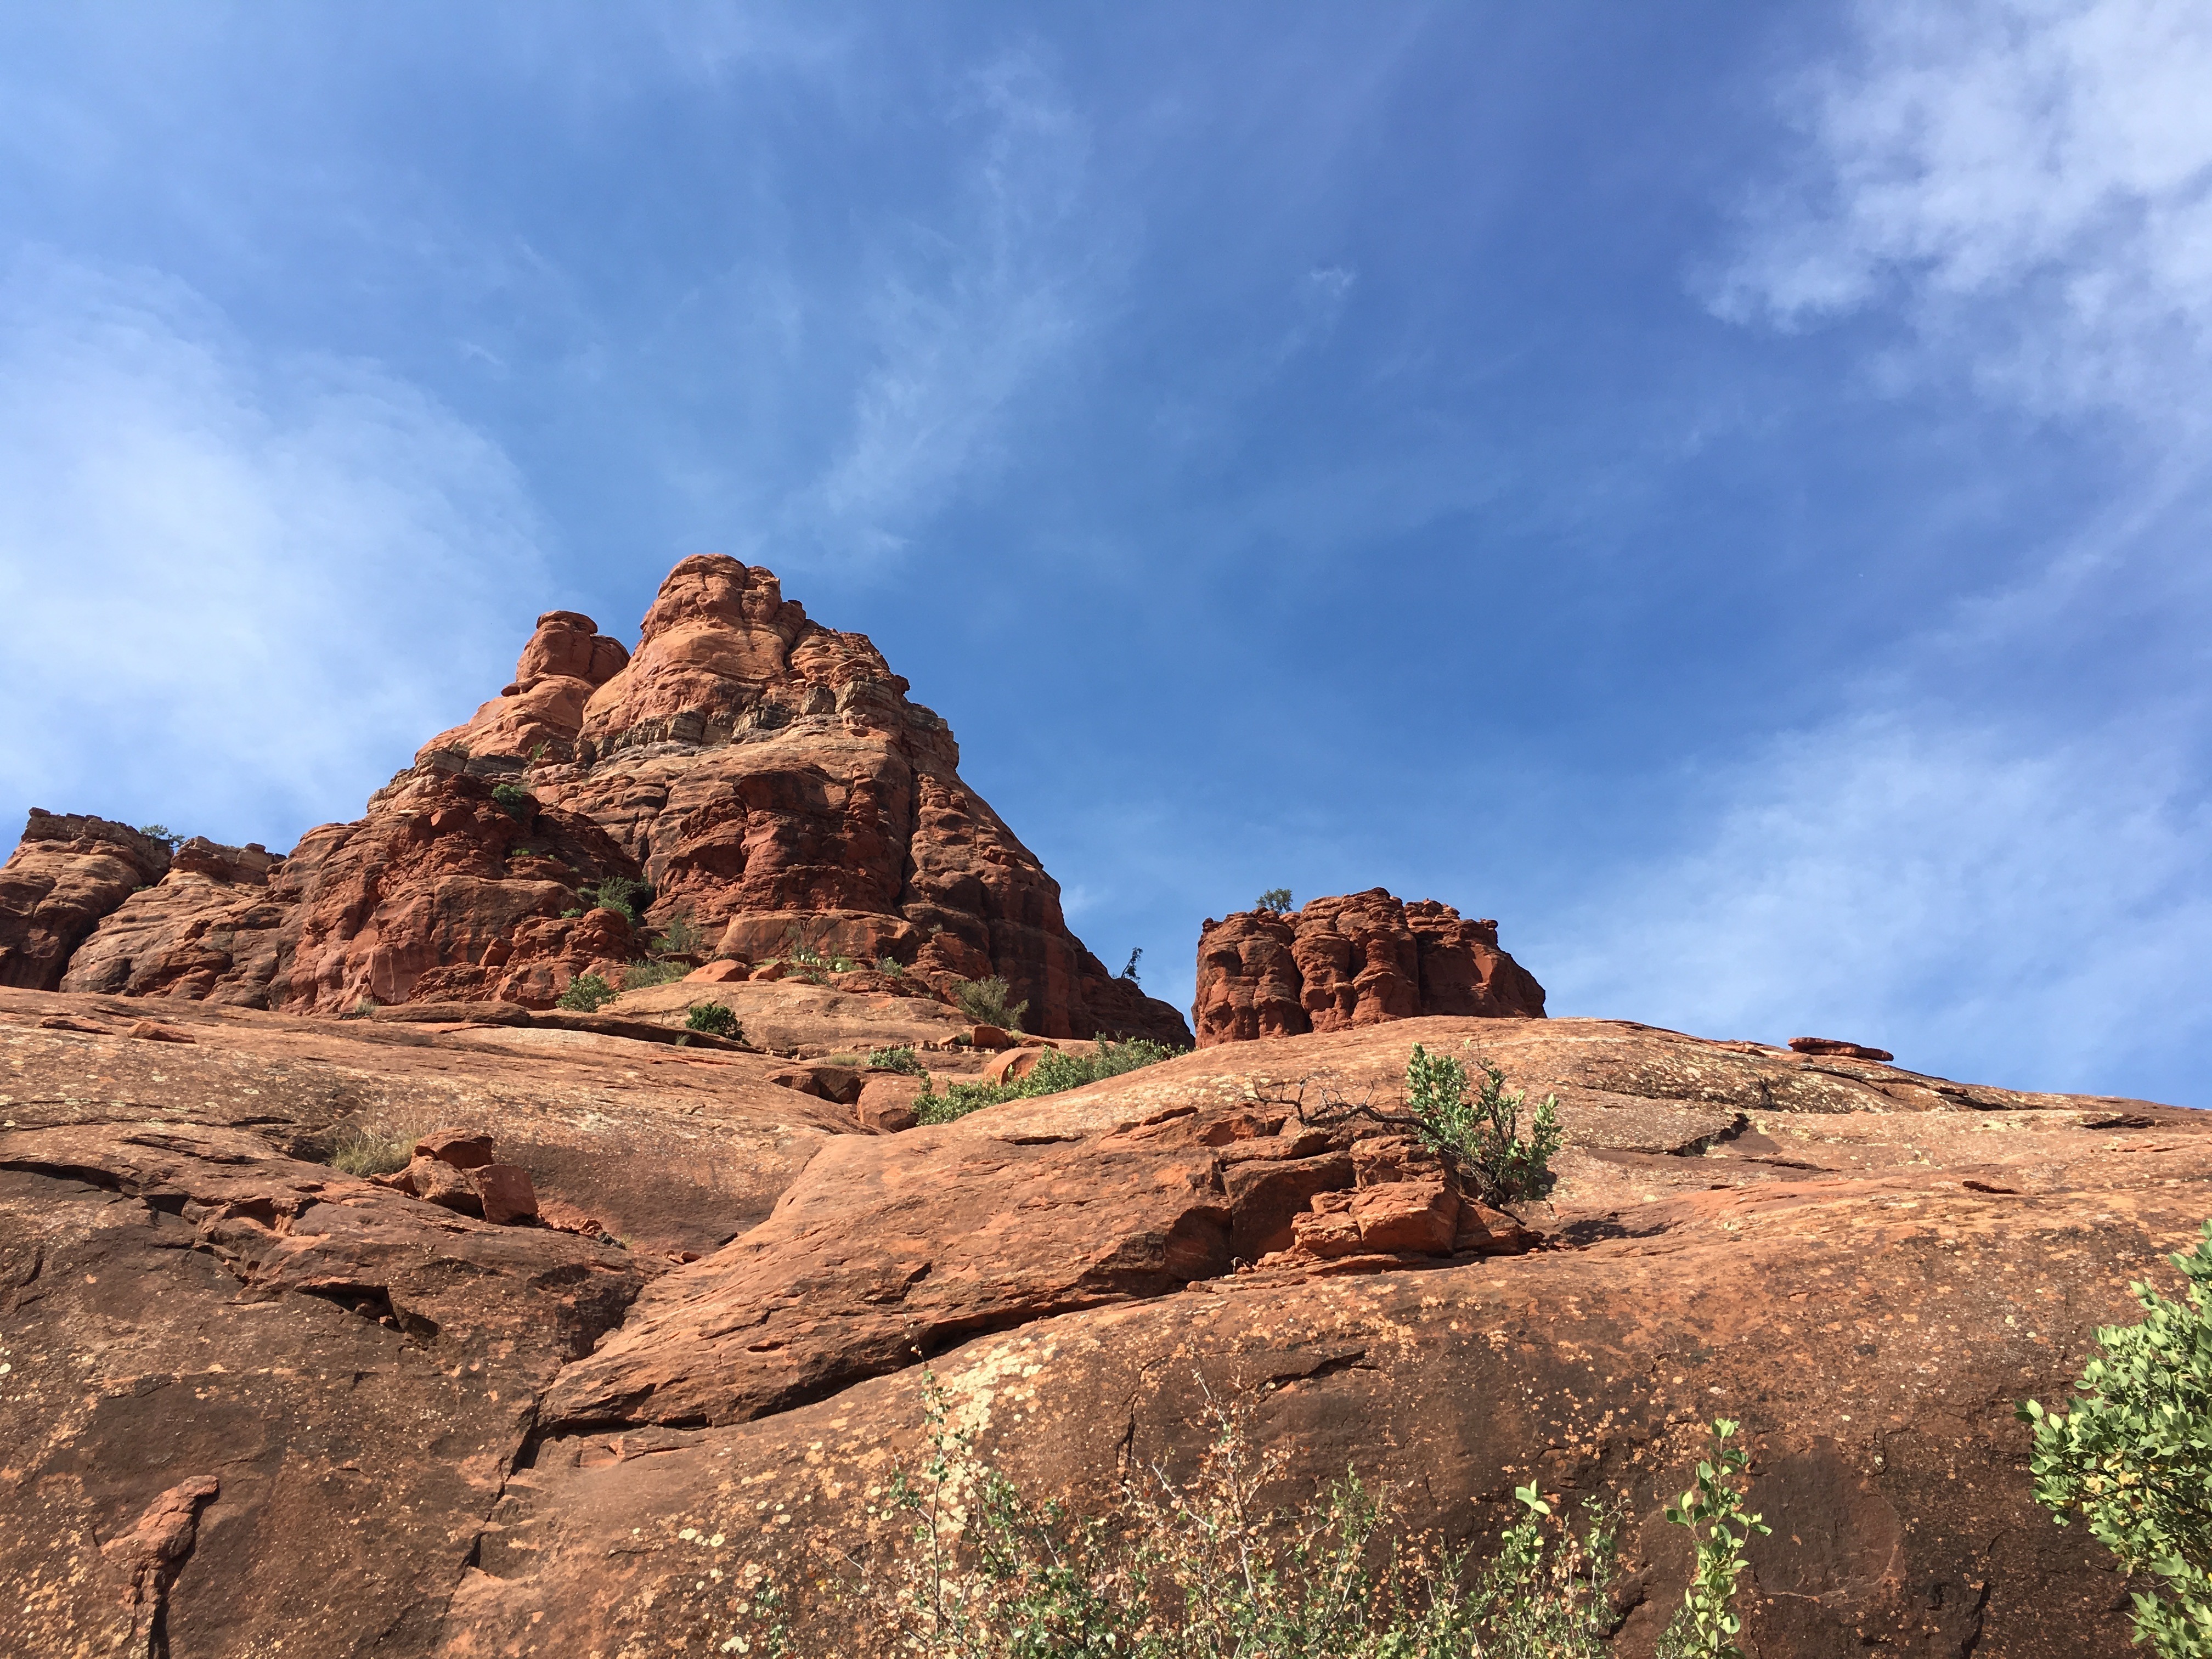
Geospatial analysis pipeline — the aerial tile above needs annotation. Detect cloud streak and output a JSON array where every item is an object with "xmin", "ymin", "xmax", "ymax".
[{"xmin": 0, "ymin": 253, "xmax": 547, "ymax": 848}]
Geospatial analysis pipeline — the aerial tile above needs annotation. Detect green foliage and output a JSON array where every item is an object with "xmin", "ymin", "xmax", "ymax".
[
  {"xmin": 867, "ymin": 1046, "xmax": 929, "ymax": 1076},
  {"xmin": 953, "ymin": 976, "xmax": 1029, "ymax": 1032},
  {"xmin": 1121, "ymin": 946, "xmax": 1144, "ymax": 983},
  {"xmin": 343, "ymin": 995, "xmax": 377, "ymax": 1019},
  {"xmin": 490, "ymin": 782, "xmax": 536, "ymax": 824},
  {"xmin": 1402, "ymin": 1043, "xmax": 1564, "ymax": 1204},
  {"xmin": 650, "ymin": 909, "xmax": 709, "ymax": 958},
  {"xmin": 2020, "ymin": 1220, "xmax": 2212, "ymax": 1658},
  {"xmin": 726, "ymin": 1374, "xmax": 1635, "ymax": 1657},
  {"xmin": 137, "ymin": 823, "xmax": 183, "ymax": 851},
  {"xmin": 1256, "ymin": 888, "xmax": 1293, "ymax": 914},
  {"xmin": 914, "ymin": 1039, "xmax": 1185, "ymax": 1125},
  {"xmin": 878, "ymin": 956, "xmax": 907, "ymax": 977},
  {"xmin": 581, "ymin": 876, "xmax": 654, "ymax": 926},
  {"xmin": 685, "ymin": 1002, "xmax": 742, "ymax": 1040},
  {"xmin": 1656, "ymin": 1421, "xmax": 1770, "ymax": 1659},
  {"xmin": 557, "ymin": 972, "xmax": 615, "ymax": 1012},
  {"xmin": 327, "ymin": 1123, "xmax": 415, "ymax": 1177},
  {"xmin": 622, "ymin": 959, "xmax": 689, "ymax": 989}
]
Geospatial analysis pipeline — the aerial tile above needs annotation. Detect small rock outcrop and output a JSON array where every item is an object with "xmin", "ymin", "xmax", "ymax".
[
  {"xmin": 1193, "ymin": 889, "xmax": 1545, "ymax": 1047},
  {"xmin": 0, "ymin": 812, "xmax": 174, "ymax": 989}
]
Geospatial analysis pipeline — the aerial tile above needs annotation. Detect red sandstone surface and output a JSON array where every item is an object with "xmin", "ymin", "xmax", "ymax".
[
  {"xmin": 3, "ymin": 981, "xmax": 2203, "ymax": 1657},
  {"xmin": 1194, "ymin": 888, "xmax": 1547, "ymax": 1046}
]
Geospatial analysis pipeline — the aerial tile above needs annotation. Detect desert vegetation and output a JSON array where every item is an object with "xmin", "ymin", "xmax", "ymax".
[
  {"xmin": 2022, "ymin": 1218, "xmax": 2212, "ymax": 1658},
  {"xmin": 952, "ymin": 975, "xmax": 1029, "ymax": 1032},
  {"xmin": 325, "ymin": 1122, "xmax": 416, "ymax": 1177},
  {"xmin": 727, "ymin": 1378, "xmax": 1764, "ymax": 1657},
  {"xmin": 685, "ymin": 1002, "xmax": 742, "ymax": 1040},
  {"xmin": 556, "ymin": 971, "xmax": 615, "ymax": 1012},
  {"xmin": 914, "ymin": 1037, "xmax": 1183, "ymax": 1125}
]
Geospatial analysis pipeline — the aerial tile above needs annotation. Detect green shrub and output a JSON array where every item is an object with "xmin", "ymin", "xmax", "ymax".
[
  {"xmin": 877, "ymin": 957, "xmax": 907, "ymax": 977},
  {"xmin": 137, "ymin": 823, "xmax": 183, "ymax": 851},
  {"xmin": 724, "ymin": 1379, "xmax": 1756, "ymax": 1658},
  {"xmin": 1404, "ymin": 1043, "xmax": 1563, "ymax": 1204},
  {"xmin": 343, "ymin": 995, "xmax": 376, "ymax": 1019},
  {"xmin": 327, "ymin": 1123, "xmax": 415, "ymax": 1177},
  {"xmin": 651, "ymin": 909, "xmax": 708, "ymax": 957},
  {"xmin": 913, "ymin": 1037, "xmax": 1185, "ymax": 1125},
  {"xmin": 1656, "ymin": 1420, "xmax": 1770, "ymax": 1659},
  {"xmin": 685, "ymin": 1003, "xmax": 742, "ymax": 1040},
  {"xmin": 952, "ymin": 976, "xmax": 1028, "ymax": 1032},
  {"xmin": 1256, "ymin": 887, "xmax": 1294, "ymax": 914},
  {"xmin": 2021, "ymin": 1219, "xmax": 2212, "ymax": 1658},
  {"xmin": 557, "ymin": 972, "xmax": 615, "ymax": 1012},
  {"xmin": 490, "ymin": 782, "xmax": 536, "ymax": 824},
  {"xmin": 621, "ymin": 959, "xmax": 689, "ymax": 989},
  {"xmin": 867, "ymin": 1046, "xmax": 929, "ymax": 1076},
  {"xmin": 581, "ymin": 876, "xmax": 654, "ymax": 926}
]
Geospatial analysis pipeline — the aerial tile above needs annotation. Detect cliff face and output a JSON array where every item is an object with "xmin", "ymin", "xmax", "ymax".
[
  {"xmin": 1193, "ymin": 888, "xmax": 1546, "ymax": 1047},
  {"xmin": 13, "ymin": 556, "xmax": 1190, "ymax": 1044}
]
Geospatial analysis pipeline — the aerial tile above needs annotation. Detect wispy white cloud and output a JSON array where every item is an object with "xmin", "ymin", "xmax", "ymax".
[
  {"xmin": 1714, "ymin": 0, "xmax": 2212, "ymax": 422},
  {"xmin": 1569, "ymin": 0, "xmax": 2212, "ymax": 1102},
  {"xmin": 791, "ymin": 49, "xmax": 1101, "ymax": 562},
  {"xmin": 0, "ymin": 253, "xmax": 546, "ymax": 845},
  {"xmin": 1539, "ymin": 714, "xmax": 2212, "ymax": 1097}
]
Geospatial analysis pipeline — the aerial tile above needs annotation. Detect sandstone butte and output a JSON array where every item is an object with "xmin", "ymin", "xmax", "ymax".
[
  {"xmin": 0, "ymin": 555, "xmax": 1188, "ymax": 1048},
  {"xmin": 0, "ymin": 558, "xmax": 2205, "ymax": 1659}
]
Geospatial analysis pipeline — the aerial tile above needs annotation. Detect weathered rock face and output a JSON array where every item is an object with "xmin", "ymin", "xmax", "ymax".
[
  {"xmin": 20, "ymin": 556, "xmax": 1189, "ymax": 1043},
  {"xmin": 4, "ymin": 985, "xmax": 2198, "ymax": 1658},
  {"xmin": 0, "ymin": 812, "xmax": 173, "ymax": 989},
  {"xmin": 1194, "ymin": 888, "xmax": 1545, "ymax": 1047}
]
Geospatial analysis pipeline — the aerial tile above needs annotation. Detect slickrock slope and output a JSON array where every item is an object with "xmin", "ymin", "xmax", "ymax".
[
  {"xmin": 15, "ymin": 557, "xmax": 1187, "ymax": 1043},
  {"xmin": 7, "ymin": 983, "xmax": 2202, "ymax": 1659},
  {"xmin": 1194, "ymin": 888, "xmax": 1547, "ymax": 1046}
]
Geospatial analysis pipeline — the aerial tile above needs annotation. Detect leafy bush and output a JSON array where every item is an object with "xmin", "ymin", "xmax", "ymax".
[
  {"xmin": 1121, "ymin": 946, "xmax": 1143, "ymax": 983},
  {"xmin": 651, "ymin": 909, "xmax": 708, "ymax": 957},
  {"xmin": 1657, "ymin": 1420, "xmax": 1770, "ymax": 1659},
  {"xmin": 877, "ymin": 956, "xmax": 907, "ymax": 977},
  {"xmin": 725, "ymin": 1378, "xmax": 1756, "ymax": 1658},
  {"xmin": 622, "ymin": 959, "xmax": 689, "ymax": 989},
  {"xmin": 1256, "ymin": 887, "xmax": 1294, "ymax": 914},
  {"xmin": 490, "ymin": 782, "xmax": 536, "ymax": 823},
  {"xmin": 343, "ymin": 995, "xmax": 376, "ymax": 1019},
  {"xmin": 914, "ymin": 1038, "xmax": 1184, "ymax": 1125},
  {"xmin": 685, "ymin": 1002, "xmax": 742, "ymax": 1040},
  {"xmin": 1404, "ymin": 1043, "xmax": 1563, "ymax": 1204},
  {"xmin": 952, "ymin": 976, "xmax": 1029, "ymax": 1032},
  {"xmin": 2021, "ymin": 1220, "xmax": 2212, "ymax": 1658},
  {"xmin": 137, "ymin": 823, "xmax": 183, "ymax": 851},
  {"xmin": 327, "ymin": 1123, "xmax": 415, "ymax": 1177},
  {"xmin": 557, "ymin": 972, "xmax": 615, "ymax": 1012},
  {"xmin": 867, "ymin": 1046, "xmax": 929, "ymax": 1076},
  {"xmin": 581, "ymin": 876, "xmax": 654, "ymax": 926}
]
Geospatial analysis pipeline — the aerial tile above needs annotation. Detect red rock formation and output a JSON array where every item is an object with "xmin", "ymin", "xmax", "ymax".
[
  {"xmin": 25, "ymin": 557, "xmax": 1189, "ymax": 1043},
  {"xmin": 0, "ymin": 812, "xmax": 173, "ymax": 989},
  {"xmin": 417, "ymin": 608, "xmax": 630, "ymax": 766},
  {"xmin": 1193, "ymin": 888, "xmax": 1544, "ymax": 1047},
  {"xmin": 2, "ymin": 988, "xmax": 2200, "ymax": 1657}
]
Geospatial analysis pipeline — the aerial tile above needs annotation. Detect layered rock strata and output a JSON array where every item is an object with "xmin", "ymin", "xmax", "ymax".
[
  {"xmin": 12, "ymin": 557, "xmax": 1190, "ymax": 1043},
  {"xmin": 1193, "ymin": 888, "xmax": 1545, "ymax": 1046},
  {"xmin": 2, "ymin": 985, "xmax": 2199, "ymax": 1658},
  {"xmin": 0, "ymin": 812, "xmax": 176, "ymax": 989}
]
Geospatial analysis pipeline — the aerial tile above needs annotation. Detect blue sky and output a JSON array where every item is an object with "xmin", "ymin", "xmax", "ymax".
[{"xmin": 2, "ymin": 2, "xmax": 2207, "ymax": 1103}]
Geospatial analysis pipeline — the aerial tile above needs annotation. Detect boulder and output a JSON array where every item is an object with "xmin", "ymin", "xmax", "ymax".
[
  {"xmin": 856, "ymin": 1073, "xmax": 924, "ymax": 1132},
  {"xmin": 1790, "ymin": 1035, "xmax": 1897, "ymax": 1062}
]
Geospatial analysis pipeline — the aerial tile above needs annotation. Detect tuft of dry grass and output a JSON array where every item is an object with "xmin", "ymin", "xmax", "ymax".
[{"xmin": 327, "ymin": 1124, "xmax": 416, "ymax": 1177}]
